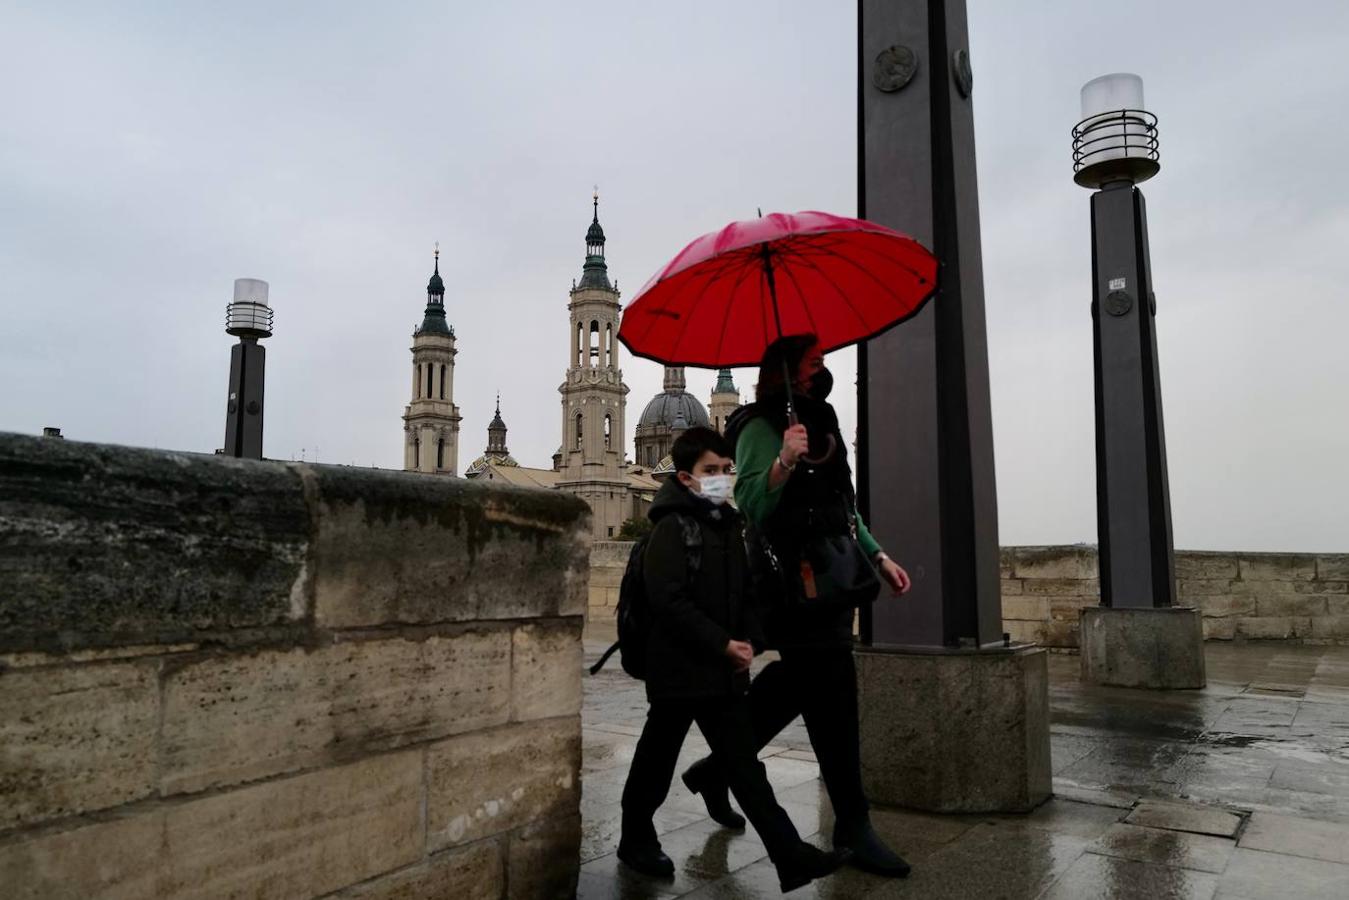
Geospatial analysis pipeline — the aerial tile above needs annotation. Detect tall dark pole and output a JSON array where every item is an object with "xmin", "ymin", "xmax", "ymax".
[
  {"xmin": 1074, "ymin": 77, "xmax": 1175, "ymax": 607},
  {"xmin": 857, "ymin": 0, "xmax": 1002, "ymax": 649},
  {"xmin": 222, "ymin": 278, "xmax": 273, "ymax": 460}
]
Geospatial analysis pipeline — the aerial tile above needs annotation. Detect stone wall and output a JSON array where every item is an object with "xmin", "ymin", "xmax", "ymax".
[
  {"xmin": 0, "ymin": 432, "xmax": 591, "ymax": 900},
  {"xmin": 587, "ymin": 541, "xmax": 632, "ymax": 622},
  {"xmin": 1002, "ymin": 546, "xmax": 1349, "ymax": 648},
  {"xmin": 587, "ymin": 542, "xmax": 1349, "ymax": 647}
]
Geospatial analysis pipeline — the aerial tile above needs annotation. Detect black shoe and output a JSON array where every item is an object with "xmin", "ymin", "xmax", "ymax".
[
  {"xmin": 777, "ymin": 842, "xmax": 851, "ymax": 893},
  {"xmin": 681, "ymin": 758, "xmax": 747, "ymax": 830},
  {"xmin": 833, "ymin": 818, "xmax": 911, "ymax": 877},
  {"xmin": 617, "ymin": 841, "xmax": 675, "ymax": 879}
]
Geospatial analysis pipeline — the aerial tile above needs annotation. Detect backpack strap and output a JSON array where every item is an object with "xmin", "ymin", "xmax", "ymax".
[{"xmin": 589, "ymin": 640, "xmax": 620, "ymax": 676}]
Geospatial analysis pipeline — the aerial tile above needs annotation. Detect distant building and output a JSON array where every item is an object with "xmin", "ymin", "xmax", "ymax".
[{"xmin": 402, "ymin": 247, "xmax": 462, "ymax": 475}]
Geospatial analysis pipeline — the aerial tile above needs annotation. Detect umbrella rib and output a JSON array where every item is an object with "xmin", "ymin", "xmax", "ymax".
[
  {"xmin": 773, "ymin": 258, "xmax": 825, "ymax": 338},
  {"xmin": 667, "ymin": 246, "xmax": 760, "ymax": 365},
  {"xmin": 784, "ymin": 241, "xmax": 925, "ymax": 307},
  {"xmin": 777, "ymin": 250, "xmax": 874, "ymax": 336}
]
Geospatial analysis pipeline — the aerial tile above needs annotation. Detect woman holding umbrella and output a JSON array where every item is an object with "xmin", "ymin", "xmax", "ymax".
[{"xmin": 618, "ymin": 210, "xmax": 937, "ymax": 879}]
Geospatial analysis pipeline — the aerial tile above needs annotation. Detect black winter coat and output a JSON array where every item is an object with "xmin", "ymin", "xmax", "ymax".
[{"xmin": 642, "ymin": 478, "xmax": 765, "ymax": 701}]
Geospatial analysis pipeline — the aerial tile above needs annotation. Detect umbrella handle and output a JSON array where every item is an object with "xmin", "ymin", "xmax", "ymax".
[{"xmin": 800, "ymin": 433, "xmax": 837, "ymax": 466}]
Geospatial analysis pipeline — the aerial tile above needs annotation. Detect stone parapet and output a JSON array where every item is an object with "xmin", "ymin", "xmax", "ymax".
[
  {"xmin": 0, "ymin": 432, "xmax": 590, "ymax": 899},
  {"xmin": 1000, "ymin": 546, "xmax": 1349, "ymax": 649}
]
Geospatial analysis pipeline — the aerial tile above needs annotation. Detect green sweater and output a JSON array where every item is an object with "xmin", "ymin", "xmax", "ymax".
[{"xmin": 733, "ymin": 416, "xmax": 882, "ymax": 558}]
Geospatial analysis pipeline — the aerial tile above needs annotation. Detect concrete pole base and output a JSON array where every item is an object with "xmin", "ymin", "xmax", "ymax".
[
  {"xmin": 855, "ymin": 644, "xmax": 1053, "ymax": 813},
  {"xmin": 1079, "ymin": 606, "xmax": 1206, "ymax": 689}
]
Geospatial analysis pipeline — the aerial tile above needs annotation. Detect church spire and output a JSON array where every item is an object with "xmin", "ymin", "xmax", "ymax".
[
  {"xmin": 487, "ymin": 393, "xmax": 509, "ymax": 454},
  {"xmin": 714, "ymin": 368, "xmax": 737, "ymax": 394},
  {"xmin": 417, "ymin": 242, "xmax": 452, "ymax": 336},
  {"xmin": 578, "ymin": 188, "xmax": 613, "ymax": 291}
]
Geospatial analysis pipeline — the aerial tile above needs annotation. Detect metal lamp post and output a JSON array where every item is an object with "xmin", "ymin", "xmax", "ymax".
[
  {"xmin": 1072, "ymin": 74, "xmax": 1175, "ymax": 609},
  {"xmin": 222, "ymin": 278, "xmax": 273, "ymax": 459},
  {"xmin": 1073, "ymin": 75, "xmax": 1203, "ymax": 688}
]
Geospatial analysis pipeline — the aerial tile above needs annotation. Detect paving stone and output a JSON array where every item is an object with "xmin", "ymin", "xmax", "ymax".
[
  {"xmin": 335, "ymin": 840, "xmax": 505, "ymax": 899},
  {"xmin": 508, "ymin": 814, "xmax": 582, "ymax": 900},
  {"xmin": 1042, "ymin": 852, "xmax": 1218, "ymax": 899},
  {"xmin": 1089, "ymin": 822, "xmax": 1235, "ymax": 874},
  {"xmin": 1238, "ymin": 811, "xmax": 1349, "ymax": 864},
  {"xmin": 1125, "ymin": 801, "xmax": 1242, "ymax": 838},
  {"xmin": 1217, "ymin": 847, "xmax": 1349, "ymax": 899}
]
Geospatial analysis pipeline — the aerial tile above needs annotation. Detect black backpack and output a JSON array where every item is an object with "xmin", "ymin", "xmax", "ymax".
[{"xmin": 589, "ymin": 513, "xmax": 701, "ymax": 679}]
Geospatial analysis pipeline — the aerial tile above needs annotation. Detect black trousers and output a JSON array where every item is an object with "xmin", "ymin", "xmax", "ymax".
[
  {"xmin": 621, "ymin": 694, "xmax": 800, "ymax": 861},
  {"xmin": 726, "ymin": 646, "xmax": 870, "ymax": 825}
]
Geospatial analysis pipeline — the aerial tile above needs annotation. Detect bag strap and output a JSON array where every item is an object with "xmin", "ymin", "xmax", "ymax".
[{"xmin": 589, "ymin": 640, "xmax": 620, "ymax": 676}]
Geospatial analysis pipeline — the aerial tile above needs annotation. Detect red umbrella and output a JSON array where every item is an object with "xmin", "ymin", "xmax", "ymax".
[{"xmin": 618, "ymin": 210, "xmax": 937, "ymax": 371}]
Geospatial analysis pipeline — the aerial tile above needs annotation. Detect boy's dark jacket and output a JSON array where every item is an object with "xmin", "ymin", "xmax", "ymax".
[{"xmin": 642, "ymin": 477, "xmax": 765, "ymax": 701}]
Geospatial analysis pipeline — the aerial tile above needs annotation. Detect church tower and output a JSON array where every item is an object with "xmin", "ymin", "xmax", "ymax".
[
  {"xmin": 709, "ymin": 368, "xmax": 741, "ymax": 434},
  {"xmin": 558, "ymin": 192, "xmax": 631, "ymax": 539},
  {"xmin": 402, "ymin": 246, "xmax": 462, "ymax": 475}
]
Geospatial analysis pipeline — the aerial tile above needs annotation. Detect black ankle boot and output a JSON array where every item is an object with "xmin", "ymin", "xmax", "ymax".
[
  {"xmin": 681, "ymin": 758, "xmax": 746, "ymax": 830},
  {"xmin": 833, "ymin": 817, "xmax": 911, "ymax": 877},
  {"xmin": 617, "ymin": 841, "xmax": 675, "ymax": 879},
  {"xmin": 776, "ymin": 842, "xmax": 850, "ymax": 893}
]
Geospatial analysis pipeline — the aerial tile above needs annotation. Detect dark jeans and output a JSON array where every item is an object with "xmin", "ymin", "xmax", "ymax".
[
  {"xmin": 721, "ymin": 646, "xmax": 870, "ymax": 825},
  {"xmin": 621, "ymin": 694, "xmax": 800, "ymax": 861}
]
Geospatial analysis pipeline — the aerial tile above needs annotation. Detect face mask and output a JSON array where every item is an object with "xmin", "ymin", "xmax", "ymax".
[
  {"xmin": 809, "ymin": 366, "xmax": 834, "ymax": 401},
  {"xmin": 693, "ymin": 474, "xmax": 735, "ymax": 505}
]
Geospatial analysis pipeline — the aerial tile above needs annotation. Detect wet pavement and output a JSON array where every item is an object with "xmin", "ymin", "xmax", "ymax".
[{"xmin": 579, "ymin": 626, "xmax": 1349, "ymax": 898}]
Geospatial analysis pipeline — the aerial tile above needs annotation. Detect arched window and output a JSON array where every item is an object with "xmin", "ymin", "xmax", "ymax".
[
  {"xmin": 415, "ymin": 365, "xmax": 421, "ymax": 399},
  {"xmin": 604, "ymin": 414, "xmax": 612, "ymax": 449},
  {"xmin": 575, "ymin": 413, "xmax": 583, "ymax": 450},
  {"xmin": 425, "ymin": 364, "xmax": 433, "ymax": 399},
  {"xmin": 604, "ymin": 323, "xmax": 612, "ymax": 368},
  {"xmin": 576, "ymin": 322, "xmax": 584, "ymax": 368},
  {"xmin": 589, "ymin": 321, "xmax": 600, "ymax": 366},
  {"xmin": 439, "ymin": 365, "xmax": 446, "ymax": 399},
  {"xmin": 437, "ymin": 438, "xmax": 444, "ymax": 469}
]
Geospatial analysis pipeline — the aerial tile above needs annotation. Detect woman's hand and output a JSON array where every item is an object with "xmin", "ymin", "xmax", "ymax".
[
  {"xmin": 780, "ymin": 424, "xmax": 809, "ymax": 466},
  {"xmin": 877, "ymin": 556, "xmax": 912, "ymax": 596},
  {"xmin": 724, "ymin": 639, "xmax": 754, "ymax": 672}
]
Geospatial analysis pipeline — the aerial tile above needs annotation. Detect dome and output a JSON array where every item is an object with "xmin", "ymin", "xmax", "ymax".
[
  {"xmin": 465, "ymin": 454, "xmax": 518, "ymax": 477},
  {"xmin": 638, "ymin": 391, "xmax": 709, "ymax": 430}
]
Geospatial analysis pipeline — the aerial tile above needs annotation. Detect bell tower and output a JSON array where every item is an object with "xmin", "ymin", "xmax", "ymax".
[
  {"xmin": 709, "ymin": 369, "xmax": 741, "ymax": 434},
  {"xmin": 403, "ymin": 245, "xmax": 462, "ymax": 475},
  {"xmin": 558, "ymin": 191, "xmax": 630, "ymax": 539}
]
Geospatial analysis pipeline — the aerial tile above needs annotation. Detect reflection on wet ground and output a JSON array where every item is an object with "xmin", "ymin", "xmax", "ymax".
[{"xmin": 580, "ymin": 630, "xmax": 1349, "ymax": 898}]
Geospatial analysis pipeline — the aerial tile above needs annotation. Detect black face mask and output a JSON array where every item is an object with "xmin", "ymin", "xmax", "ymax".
[{"xmin": 808, "ymin": 366, "xmax": 834, "ymax": 401}]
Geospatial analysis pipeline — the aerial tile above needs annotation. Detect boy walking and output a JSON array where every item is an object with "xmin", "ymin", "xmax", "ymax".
[{"xmin": 618, "ymin": 427, "xmax": 847, "ymax": 893}]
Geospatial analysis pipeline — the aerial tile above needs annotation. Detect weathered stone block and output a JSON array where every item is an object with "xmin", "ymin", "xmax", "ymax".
[
  {"xmin": 1311, "ymin": 616, "xmax": 1349, "ymax": 639},
  {"xmin": 1003, "ymin": 619, "xmax": 1049, "ymax": 645},
  {"xmin": 427, "ymin": 718, "xmax": 581, "ymax": 851},
  {"xmin": 1316, "ymin": 555, "xmax": 1349, "ymax": 582},
  {"xmin": 0, "ymin": 661, "xmax": 158, "ymax": 829},
  {"xmin": 1254, "ymin": 595, "xmax": 1328, "ymax": 618},
  {"xmin": 1328, "ymin": 597, "xmax": 1349, "ymax": 615},
  {"xmin": 1044, "ymin": 616, "xmax": 1082, "ymax": 648},
  {"xmin": 1025, "ymin": 577, "xmax": 1099, "ymax": 597},
  {"xmin": 160, "ymin": 749, "xmax": 422, "ymax": 898},
  {"xmin": 1203, "ymin": 618, "xmax": 1236, "ymax": 641},
  {"xmin": 1295, "ymin": 581, "xmax": 1348, "ymax": 594},
  {"xmin": 1001, "ymin": 596, "xmax": 1049, "ymax": 621},
  {"xmin": 1193, "ymin": 595, "xmax": 1256, "ymax": 618},
  {"xmin": 1179, "ymin": 579, "xmax": 1237, "ymax": 598},
  {"xmin": 1011, "ymin": 546, "xmax": 1098, "ymax": 581},
  {"xmin": 1079, "ymin": 607, "xmax": 1206, "ymax": 689},
  {"xmin": 1000, "ymin": 578, "xmax": 1024, "ymax": 596},
  {"xmin": 0, "ymin": 751, "xmax": 422, "ymax": 899},
  {"xmin": 162, "ymin": 631, "xmax": 510, "ymax": 795},
  {"xmin": 337, "ymin": 841, "xmax": 505, "ymax": 900},
  {"xmin": 1236, "ymin": 617, "xmax": 1312, "ymax": 640},
  {"xmin": 857, "ymin": 645, "xmax": 1052, "ymax": 813},
  {"xmin": 508, "ymin": 814, "xmax": 582, "ymax": 899},
  {"xmin": 512, "ymin": 621, "xmax": 583, "ymax": 722},
  {"xmin": 1175, "ymin": 553, "xmax": 1239, "ymax": 580},
  {"xmin": 0, "ymin": 433, "xmax": 310, "ymax": 652},
  {"xmin": 309, "ymin": 465, "xmax": 590, "ymax": 628},
  {"xmin": 1238, "ymin": 554, "xmax": 1316, "ymax": 582},
  {"xmin": 0, "ymin": 800, "xmax": 164, "ymax": 899}
]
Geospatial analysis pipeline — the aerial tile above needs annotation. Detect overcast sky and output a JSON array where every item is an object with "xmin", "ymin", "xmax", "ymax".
[{"xmin": 3, "ymin": 1, "xmax": 1346, "ymax": 552}]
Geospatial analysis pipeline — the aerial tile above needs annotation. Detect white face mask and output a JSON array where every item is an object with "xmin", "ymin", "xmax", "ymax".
[{"xmin": 693, "ymin": 474, "xmax": 735, "ymax": 505}]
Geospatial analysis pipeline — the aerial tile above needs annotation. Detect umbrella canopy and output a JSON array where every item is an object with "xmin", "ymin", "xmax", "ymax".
[{"xmin": 618, "ymin": 210, "xmax": 938, "ymax": 369}]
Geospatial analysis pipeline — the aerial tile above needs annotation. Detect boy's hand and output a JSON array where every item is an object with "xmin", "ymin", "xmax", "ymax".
[
  {"xmin": 781, "ymin": 424, "xmax": 809, "ymax": 466},
  {"xmin": 724, "ymin": 639, "xmax": 754, "ymax": 672}
]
